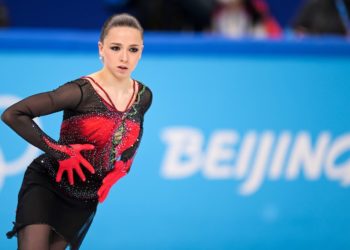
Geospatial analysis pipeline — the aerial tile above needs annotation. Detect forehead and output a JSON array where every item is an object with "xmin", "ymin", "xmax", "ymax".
[{"xmin": 104, "ymin": 26, "xmax": 143, "ymax": 44}]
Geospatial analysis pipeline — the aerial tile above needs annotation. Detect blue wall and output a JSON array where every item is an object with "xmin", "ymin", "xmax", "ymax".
[{"xmin": 1, "ymin": 30, "xmax": 350, "ymax": 249}]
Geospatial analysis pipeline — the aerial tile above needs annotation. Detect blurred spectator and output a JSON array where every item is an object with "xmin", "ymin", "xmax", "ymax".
[
  {"xmin": 0, "ymin": 0, "xmax": 9, "ymax": 27},
  {"xmin": 162, "ymin": 0, "xmax": 216, "ymax": 31},
  {"xmin": 211, "ymin": 0, "xmax": 282, "ymax": 38},
  {"xmin": 105, "ymin": 0, "xmax": 216, "ymax": 31},
  {"xmin": 292, "ymin": 0, "xmax": 350, "ymax": 36}
]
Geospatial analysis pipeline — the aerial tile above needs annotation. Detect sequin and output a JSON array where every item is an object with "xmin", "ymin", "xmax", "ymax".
[{"xmin": 4, "ymin": 77, "xmax": 152, "ymax": 201}]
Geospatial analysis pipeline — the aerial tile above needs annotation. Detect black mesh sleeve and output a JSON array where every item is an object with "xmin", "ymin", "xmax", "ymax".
[
  {"xmin": 1, "ymin": 81, "xmax": 83, "ymax": 159},
  {"xmin": 141, "ymin": 87, "xmax": 153, "ymax": 115}
]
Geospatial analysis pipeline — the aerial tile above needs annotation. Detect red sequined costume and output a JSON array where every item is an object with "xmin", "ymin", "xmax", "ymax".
[{"xmin": 2, "ymin": 77, "xmax": 152, "ymax": 249}]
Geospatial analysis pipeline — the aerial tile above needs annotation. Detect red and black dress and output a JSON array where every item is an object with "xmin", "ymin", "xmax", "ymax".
[{"xmin": 2, "ymin": 77, "xmax": 152, "ymax": 249}]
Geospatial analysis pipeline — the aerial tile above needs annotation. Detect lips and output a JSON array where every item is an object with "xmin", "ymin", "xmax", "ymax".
[{"xmin": 117, "ymin": 66, "xmax": 128, "ymax": 70}]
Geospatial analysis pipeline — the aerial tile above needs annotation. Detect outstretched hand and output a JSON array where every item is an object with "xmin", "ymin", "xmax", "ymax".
[
  {"xmin": 43, "ymin": 137, "xmax": 95, "ymax": 185},
  {"xmin": 56, "ymin": 144, "xmax": 96, "ymax": 185},
  {"xmin": 98, "ymin": 159, "xmax": 132, "ymax": 203}
]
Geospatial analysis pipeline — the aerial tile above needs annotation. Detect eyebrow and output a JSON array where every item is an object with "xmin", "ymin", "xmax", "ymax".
[{"xmin": 110, "ymin": 43, "xmax": 141, "ymax": 47}]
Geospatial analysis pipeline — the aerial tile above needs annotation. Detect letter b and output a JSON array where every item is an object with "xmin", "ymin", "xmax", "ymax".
[{"xmin": 161, "ymin": 127, "xmax": 203, "ymax": 178}]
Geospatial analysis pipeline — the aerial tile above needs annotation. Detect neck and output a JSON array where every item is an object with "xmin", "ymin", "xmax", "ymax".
[{"xmin": 92, "ymin": 68, "xmax": 131, "ymax": 90}]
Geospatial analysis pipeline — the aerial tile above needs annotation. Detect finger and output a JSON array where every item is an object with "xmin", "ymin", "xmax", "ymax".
[
  {"xmin": 75, "ymin": 144, "xmax": 95, "ymax": 151},
  {"xmin": 111, "ymin": 171, "xmax": 125, "ymax": 183},
  {"xmin": 98, "ymin": 189, "xmax": 106, "ymax": 203},
  {"xmin": 97, "ymin": 188, "xmax": 104, "ymax": 201},
  {"xmin": 99, "ymin": 188, "xmax": 109, "ymax": 203},
  {"xmin": 98, "ymin": 184, "xmax": 107, "ymax": 196},
  {"xmin": 78, "ymin": 156, "xmax": 95, "ymax": 174},
  {"xmin": 103, "ymin": 171, "xmax": 124, "ymax": 185},
  {"xmin": 102, "ymin": 174, "xmax": 112, "ymax": 184},
  {"xmin": 68, "ymin": 169, "xmax": 74, "ymax": 185},
  {"xmin": 103, "ymin": 173, "xmax": 117, "ymax": 184},
  {"xmin": 98, "ymin": 193, "xmax": 106, "ymax": 203},
  {"xmin": 56, "ymin": 168, "xmax": 64, "ymax": 182},
  {"xmin": 83, "ymin": 144, "xmax": 95, "ymax": 150},
  {"xmin": 75, "ymin": 165, "xmax": 86, "ymax": 182},
  {"xmin": 98, "ymin": 193, "xmax": 105, "ymax": 203},
  {"xmin": 103, "ymin": 188, "xmax": 111, "ymax": 202}
]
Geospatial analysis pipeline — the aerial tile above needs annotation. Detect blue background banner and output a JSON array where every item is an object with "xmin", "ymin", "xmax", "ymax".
[{"xmin": 1, "ymin": 31, "xmax": 350, "ymax": 249}]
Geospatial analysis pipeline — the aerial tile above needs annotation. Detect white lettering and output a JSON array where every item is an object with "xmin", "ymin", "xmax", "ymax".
[
  {"xmin": 286, "ymin": 132, "xmax": 330, "ymax": 180},
  {"xmin": 203, "ymin": 130, "xmax": 237, "ymax": 179},
  {"xmin": 161, "ymin": 127, "xmax": 203, "ymax": 178},
  {"xmin": 325, "ymin": 134, "xmax": 350, "ymax": 186},
  {"xmin": 159, "ymin": 128, "xmax": 350, "ymax": 196},
  {"xmin": 232, "ymin": 131, "xmax": 256, "ymax": 179},
  {"xmin": 239, "ymin": 132, "xmax": 274, "ymax": 195},
  {"xmin": 268, "ymin": 132, "xmax": 291, "ymax": 180}
]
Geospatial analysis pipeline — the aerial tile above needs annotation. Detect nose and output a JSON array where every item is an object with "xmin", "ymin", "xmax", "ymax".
[{"xmin": 120, "ymin": 49, "xmax": 128, "ymax": 63}]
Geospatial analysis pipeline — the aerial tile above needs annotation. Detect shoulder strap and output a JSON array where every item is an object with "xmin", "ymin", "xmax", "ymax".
[{"xmin": 82, "ymin": 76, "xmax": 117, "ymax": 110}]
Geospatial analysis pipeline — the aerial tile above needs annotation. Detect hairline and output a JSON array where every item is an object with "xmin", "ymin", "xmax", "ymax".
[{"xmin": 100, "ymin": 26, "xmax": 143, "ymax": 43}]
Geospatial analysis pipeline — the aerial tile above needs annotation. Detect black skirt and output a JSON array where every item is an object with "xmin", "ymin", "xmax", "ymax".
[{"xmin": 6, "ymin": 162, "xmax": 98, "ymax": 250}]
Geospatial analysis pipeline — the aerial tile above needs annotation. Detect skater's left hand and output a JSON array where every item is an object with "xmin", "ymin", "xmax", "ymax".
[{"xmin": 98, "ymin": 158, "xmax": 132, "ymax": 203}]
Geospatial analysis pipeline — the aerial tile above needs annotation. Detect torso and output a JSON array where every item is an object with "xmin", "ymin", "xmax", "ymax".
[{"xmin": 32, "ymin": 77, "xmax": 152, "ymax": 201}]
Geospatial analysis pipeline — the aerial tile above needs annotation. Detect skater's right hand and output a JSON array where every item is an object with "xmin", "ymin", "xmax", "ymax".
[{"xmin": 43, "ymin": 137, "xmax": 95, "ymax": 185}]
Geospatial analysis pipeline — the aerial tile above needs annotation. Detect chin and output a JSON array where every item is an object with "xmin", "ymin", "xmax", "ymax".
[{"xmin": 113, "ymin": 72, "xmax": 130, "ymax": 80}]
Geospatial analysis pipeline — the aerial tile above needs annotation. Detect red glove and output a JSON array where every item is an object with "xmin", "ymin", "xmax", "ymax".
[
  {"xmin": 43, "ymin": 137, "xmax": 95, "ymax": 185},
  {"xmin": 98, "ymin": 158, "xmax": 132, "ymax": 203}
]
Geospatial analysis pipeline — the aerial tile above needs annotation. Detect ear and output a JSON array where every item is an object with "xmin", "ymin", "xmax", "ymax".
[
  {"xmin": 98, "ymin": 41, "xmax": 104, "ymax": 57},
  {"xmin": 139, "ymin": 44, "xmax": 144, "ymax": 59}
]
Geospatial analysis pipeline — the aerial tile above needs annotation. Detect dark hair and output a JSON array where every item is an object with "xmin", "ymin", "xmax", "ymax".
[{"xmin": 99, "ymin": 13, "xmax": 144, "ymax": 42}]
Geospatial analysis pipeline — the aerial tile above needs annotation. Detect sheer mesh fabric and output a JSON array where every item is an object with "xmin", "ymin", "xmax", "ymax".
[
  {"xmin": 17, "ymin": 224, "xmax": 68, "ymax": 250},
  {"xmin": 1, "ymin": 81, "xmax": 83, "ymax": 160}
]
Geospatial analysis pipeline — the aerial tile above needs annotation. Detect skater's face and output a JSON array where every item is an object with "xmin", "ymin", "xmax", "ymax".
[{"xmin": 98, "ymin": 26, "xmax": 143, "ymax": 78}]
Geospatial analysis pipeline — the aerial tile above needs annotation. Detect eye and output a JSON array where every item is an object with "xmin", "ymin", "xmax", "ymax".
[
  {"xmin": 110, "ymin": 46, "xmax": 120, "ymax": 51},
  {"xmin": 129, "ymin": 47, "xmax": 139, "ymax": 53}
]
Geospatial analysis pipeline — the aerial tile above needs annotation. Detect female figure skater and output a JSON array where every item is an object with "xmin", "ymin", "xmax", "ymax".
[{"xmin": 1, "ymin": 13, "xmax": 152, "ymax": 250}]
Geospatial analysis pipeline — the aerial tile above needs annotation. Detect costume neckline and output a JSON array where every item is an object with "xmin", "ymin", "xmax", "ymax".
[{"xmin": 82, "ymin": 76, "xmax": 139, "ymax": 113}]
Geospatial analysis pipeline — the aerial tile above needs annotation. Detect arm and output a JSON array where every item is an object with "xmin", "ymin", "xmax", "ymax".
[
  {"xmin": 97, "ymin": 134, "xmax": 141, "ymax": 203},
  {"xmin": 1, "ymin": 81, "xmax": 95, "ymax": 184}
]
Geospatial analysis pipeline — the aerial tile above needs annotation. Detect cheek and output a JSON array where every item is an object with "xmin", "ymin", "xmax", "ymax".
[
  {"xmin": 103, "ymin": 52, "xmax": 118, "ymax": 64},
  {"xmin": 130, "ymin": 54, "xmax": 141, "ymax": 66},
  {"xmin": 104, "ymin": 51, "xmax": 114, "ymax": 59}
]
